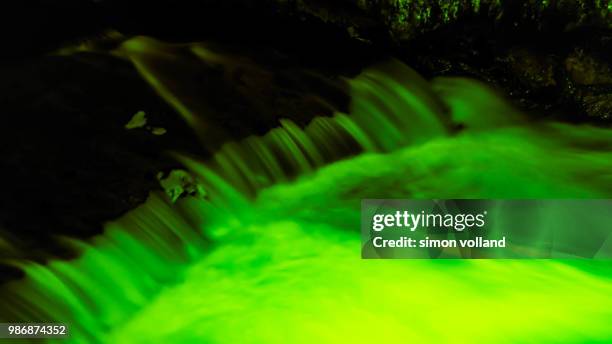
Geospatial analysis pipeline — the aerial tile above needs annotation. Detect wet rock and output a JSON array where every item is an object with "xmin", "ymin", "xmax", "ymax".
[
  {"xmin": 504, "ymin": 48, "xmax": 557, "ymax": 90},
  {"xmin": 565, "ymin": 49, "xmax": 612, "ymax": 86},
  {"xmin": 582, "ymin": 93, "xmax": 612, "ymax": 120},
  {"xmin": 0, "ymin": 53, "xmax": 204, "ymax": 273},
  {"xmin": 0, "ymin": 40, "xmax": 357, "ymax": 278}
]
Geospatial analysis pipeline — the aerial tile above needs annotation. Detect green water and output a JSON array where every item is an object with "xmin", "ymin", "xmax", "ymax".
[{"xmin": 1, "ymin": 40, "xmax": 612, "ymax": 343}]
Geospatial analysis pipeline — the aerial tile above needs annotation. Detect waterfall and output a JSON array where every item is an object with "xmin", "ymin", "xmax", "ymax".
[{"xmin": 1, "ymin": 38, "xmax": 611, "ymax": 343}]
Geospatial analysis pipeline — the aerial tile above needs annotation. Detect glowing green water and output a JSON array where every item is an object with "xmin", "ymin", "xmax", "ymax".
[{"xmin": 1, "ymin": 46, "xmax": 611, "ymax": 343}]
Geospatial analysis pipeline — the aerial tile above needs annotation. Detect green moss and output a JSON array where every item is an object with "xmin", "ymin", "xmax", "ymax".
[{"xmin": 351, "ymin": 0, "xmax": 612, "ymax": 41}]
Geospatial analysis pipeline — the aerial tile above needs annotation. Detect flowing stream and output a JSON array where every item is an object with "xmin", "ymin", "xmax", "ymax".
[{"xmin": 1, "ymin": 37, "xmax": 611, "ymax": 343}]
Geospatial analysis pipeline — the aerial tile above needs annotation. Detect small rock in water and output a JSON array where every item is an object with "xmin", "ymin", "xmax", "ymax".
[
  {"xmin": 125, "ymin": 110, "xmax": 147, "ymax": 129},
  {"xmin": 151, "ymin": 127, "xmax": 167, "ymax": 135},
  {"xmin": 158, "ymin": 170, "xmax": 207, "ymax": 202}
]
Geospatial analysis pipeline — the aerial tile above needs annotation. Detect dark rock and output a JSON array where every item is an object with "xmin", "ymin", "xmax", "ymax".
[
  {"xmin": 582, "ymin": 93, "xmax": 612, "ymax": 120},
  {"xmin": 0, "ymin": 53, "xmax": 203, "ymax": 275},
  {"xmin": 504, "ymin": 48, "xmax": 557, "ymax": 90},
  {"xmin": 0, "ymin": 41, "xmax": 358, "ymax": 280},
  {"xmin": 565, "ymin": 48, "xmax": 612, "ymax": 85}
]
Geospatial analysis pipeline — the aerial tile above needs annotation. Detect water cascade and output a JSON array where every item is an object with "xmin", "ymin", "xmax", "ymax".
[{"xmin": 1, "ymin": 38, "xmax": 611, "ymax": 343}]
